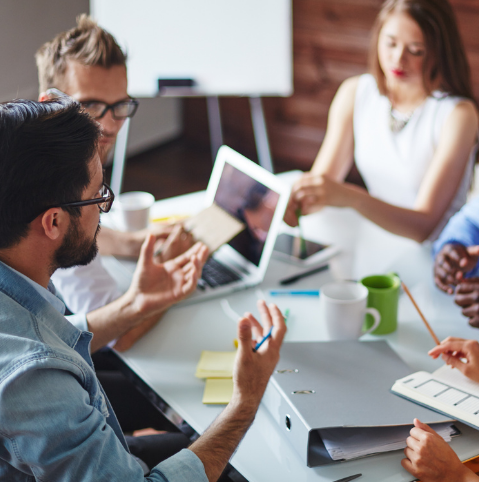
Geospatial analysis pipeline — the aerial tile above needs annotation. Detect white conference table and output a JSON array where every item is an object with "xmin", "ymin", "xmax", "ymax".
[{"xmin": 104, "ymin": 176, "xmax": 479, "ymax": 482}]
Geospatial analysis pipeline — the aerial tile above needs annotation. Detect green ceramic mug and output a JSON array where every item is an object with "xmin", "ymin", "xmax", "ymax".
[{"xmin": 360, "ymin": 273, "xmax": 400, "ymax": 335}]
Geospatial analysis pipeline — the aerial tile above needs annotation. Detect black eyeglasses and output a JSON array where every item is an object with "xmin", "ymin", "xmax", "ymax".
[
  {"xmin": 27, "ymin": 183, "xmax": 115, "ymax": 223},
  {"xmin": 46, "ymin": 88, "xmax": 139, "ymax": 120},
  {"xmin": 79, "ymin": 99, "xmax": 139, "ymax": 120}
]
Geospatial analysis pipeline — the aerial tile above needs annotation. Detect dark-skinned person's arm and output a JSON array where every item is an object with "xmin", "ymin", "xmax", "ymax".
[
  {"xmin": 434, "ymin": 244, "xmax": 479, "ymax": 294},
  {"xmin": 432, "ymin": 197, "xmax": 479, "ymax": 293},
  {"xmin": 188, "ymin": 300, "xmax": 287, "ymax": 482},
  {"xmin": 454, "ymin": 279, "xmax": 479, "ymax": 328}
]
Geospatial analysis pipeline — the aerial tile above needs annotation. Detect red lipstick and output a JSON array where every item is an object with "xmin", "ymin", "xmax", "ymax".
[{"xmin": 391, "ymin": 69, "xmax": 406, "ymax": 77}]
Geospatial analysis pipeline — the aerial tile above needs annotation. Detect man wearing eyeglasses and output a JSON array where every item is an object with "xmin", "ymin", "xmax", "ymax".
[
  {"xmin": 0, "ymin": 98, "xmax": 287, "ymax": 482},
  {"xmin": 35, "ymin": 15, "xmax": 200, "ymax": 346},
  {"xmin": 34, "ymin": 15, "xmax": 212, "ymax": 471}
]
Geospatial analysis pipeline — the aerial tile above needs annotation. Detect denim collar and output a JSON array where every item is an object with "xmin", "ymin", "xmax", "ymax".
[
  {"xmin": 4, "ymin": 263, "xmax": 66, "ymax": 315},
  {"xmin": 0, "ymin": 260, "xmax": 81, "ymax": 349}
]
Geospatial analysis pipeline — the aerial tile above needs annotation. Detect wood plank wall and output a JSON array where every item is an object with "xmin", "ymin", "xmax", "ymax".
[{"xmin": 183, "ymin": 0, "xmax": 479, "ymax": 172}]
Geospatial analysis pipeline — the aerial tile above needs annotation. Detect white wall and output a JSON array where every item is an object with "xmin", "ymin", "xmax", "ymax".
[{"xmin": 0, "ymin": 0, "xmax": 181, "ymax": 156}]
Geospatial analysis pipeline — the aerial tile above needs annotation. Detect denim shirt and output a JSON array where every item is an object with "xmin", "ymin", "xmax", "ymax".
[
  {"xmin": 433, "ymin": 196, "xmax": 479, "ymax": 278},
  {"xmin": 0, "ymin": 261, "xmax": 207, "ymax": 481}
]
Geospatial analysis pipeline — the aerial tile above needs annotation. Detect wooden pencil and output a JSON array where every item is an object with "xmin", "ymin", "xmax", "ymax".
[{"xmin": 401, "ymin": 281, "xmax": 440, "ymax": 345}]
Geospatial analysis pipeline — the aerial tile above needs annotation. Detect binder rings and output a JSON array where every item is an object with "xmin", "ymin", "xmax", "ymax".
[{"xmin": 262, "ymin": 340, "xmax": 453, "ymax": 467}]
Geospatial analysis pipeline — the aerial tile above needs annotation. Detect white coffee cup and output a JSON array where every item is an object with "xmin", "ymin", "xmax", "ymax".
[
  {"xmin": 321, "ymin": 281, "xmax": 381, "ymax": 340},
  {"xmin": 113, "ymin": 191, "xmax": 155, "ymax": 232}
]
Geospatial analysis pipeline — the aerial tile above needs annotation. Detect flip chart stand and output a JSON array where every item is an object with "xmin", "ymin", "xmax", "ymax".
[{"xmin": 110, "ymin": 92, "xmax": 274, "ymax": 195}]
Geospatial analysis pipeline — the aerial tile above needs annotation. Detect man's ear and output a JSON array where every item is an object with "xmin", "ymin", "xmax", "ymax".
[
  {"xmin": 38, "ymin": 92, "xmax": 49, "ymax": 102},
  {"xmin": 40, "ymin": 208, "xmax": 68, "ymax": 241}
]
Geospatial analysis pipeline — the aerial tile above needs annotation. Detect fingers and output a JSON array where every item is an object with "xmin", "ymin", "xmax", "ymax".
[
  {"xmin": 236, "ymin": 316, "xmax": 253, "ymax": 357},
  {"xmin": 413, "ymin": 418, "xmax": 436, "ymax": 435},
  {"xmin": 467, "ymin": 245, "xmax": 479, "ymax": 257},
  {"xmin": 170, "ymin": 241, "xmax": 205, "ymax": 267},
  {"xmin": 443, "ymin": 244, "xmax": 463, "ymax": 264},
  {"xmin": 434, "ymin": 274, "xmax": 454, "ymax": 294},
  {"xmin": 257, "ymin": 299, "xmax": 273, "ymax": 335},
  {"xmin": 244, "ymin": 312, "xmax": 265, "ymax": 341},
  {"xmin": 284, "ymin": 201, "xmax": 300, "ymax": 227},
  {"xmin": 428, "ymin": 339, "xmax": 468, "ymax": 358},
  {"xmin": 456, "ymin": 280, "xmax": 479, "ymax": 294},
  {"xmin": 138, "ymin": 233, "xmax": 156, "ymax": 266}
]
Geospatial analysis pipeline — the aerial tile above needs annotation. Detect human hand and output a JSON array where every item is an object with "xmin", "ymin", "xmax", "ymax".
[
  {"xmin": 401, "ymin": 419, "xmax": 475, "ymax": 482},
  {"xmin": 434, "ymin": 244, "xmax": 479, "ymax": 294},
  {"xmin": 454, "ymin": 280, "xmax": 479, "ymax": 328},
  {"xmin": 154, "ymin": 224, "xmax": 194, "ymax": 262},
  {"xmin": 230, "ymin": 300, "xmax": 287, "ymax": 412},
  {"xmin": 292, "ymin": 173, "xmax": 350, "ymax": 214},
  {"xmin": 428, "ymin": 337, "xmax": 479, "ymax": 383},
  {"xmin": 127, "ymin": 234, "xmax": 208, "ymax": 316}
]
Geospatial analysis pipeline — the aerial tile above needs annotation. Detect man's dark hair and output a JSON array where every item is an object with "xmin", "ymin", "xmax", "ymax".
[{"xmin": 0, "ymin": 98, "xmax": 100, "ymax": 249}]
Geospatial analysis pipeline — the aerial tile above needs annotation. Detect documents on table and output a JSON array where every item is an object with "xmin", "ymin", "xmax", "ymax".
[
  {"xmin": 391, "ymin": 364, "xmax": 479, "ymax": 429},
  {"xmin": 184, "ymin": 203, "xmax": 245, "ymax": 253},
  {"xmin": 319, "ymin": 423, "xmax": 458, "ymax": 461},
  {"xmin": 196, "ymin": 350, "xmax": 236, "ymax": 405}
]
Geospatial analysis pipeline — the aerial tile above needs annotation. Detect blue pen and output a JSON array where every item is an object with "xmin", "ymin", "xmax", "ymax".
[
  {"xmin": 253, "ymin": 326, "xmax": 273, "ymax": 352},
  {"xmin": 253, "ymin": 309, "xmax": 289, "ymax": 352},
  {"xmin": 270, "ymin": 290, "xmax": 319, "ymax": 297}
]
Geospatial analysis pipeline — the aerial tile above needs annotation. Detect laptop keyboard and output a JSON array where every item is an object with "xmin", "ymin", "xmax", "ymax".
[{"xmin": 200, "ymin": 257, "xmax": 242, "ymax": 288}]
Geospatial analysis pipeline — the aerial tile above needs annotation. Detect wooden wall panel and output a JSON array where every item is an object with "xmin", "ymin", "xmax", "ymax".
[{"xmin": 183, "ymin": 0, "xmax": 479, "ymax": 172}]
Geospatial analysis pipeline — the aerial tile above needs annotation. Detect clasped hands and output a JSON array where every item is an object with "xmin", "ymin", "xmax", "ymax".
[{"xmin": 434, "ymin": 243, "xmax": 479, "ymax": 327}]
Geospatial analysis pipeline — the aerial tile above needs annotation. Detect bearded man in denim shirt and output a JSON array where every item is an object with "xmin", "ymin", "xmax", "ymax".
[{"xmin": 0, "ymin": 98, "xmax": 286, "ymax": 481}]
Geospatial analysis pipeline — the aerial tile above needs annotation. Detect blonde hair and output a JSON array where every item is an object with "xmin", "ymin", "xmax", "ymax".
[
  {"xmin": 368, "ymin": 0, "xmax": 474, "ymax": 102},
  {"xmin": 35, "ymin": 14, "xmax": 127, "ymax": 93}
]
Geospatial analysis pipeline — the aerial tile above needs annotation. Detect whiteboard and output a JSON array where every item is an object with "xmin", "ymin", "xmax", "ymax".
[{"xmin": 91, "ymin": 0, "xmax": 292, "ymax": 97}]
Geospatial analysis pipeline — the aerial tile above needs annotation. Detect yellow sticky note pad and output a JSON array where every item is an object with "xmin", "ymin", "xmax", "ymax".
[
  {"xmin": 195, "ymin": 351, "xmax": 236, "ymax": 379},
  {"xmin": 202, "ymin": 378, "xmax": 234, "ymax": 404}
]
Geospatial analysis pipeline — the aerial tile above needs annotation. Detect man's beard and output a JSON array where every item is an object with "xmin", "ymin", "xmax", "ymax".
[{"xmin": 52, "ymin": 220, "xmax": 101, "ymax": 272}]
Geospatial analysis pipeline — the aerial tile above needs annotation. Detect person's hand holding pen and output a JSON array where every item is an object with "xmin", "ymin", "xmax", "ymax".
[
  {"xmin": 428, "ymin": 337, "xmax": 479, "ymax": 383},
  {"xmin": 231, "ymin": 300, "xmax": 287, "ymax": 412},
  {"xmin": 188, "ymin": 301, "xmax": 286, "ymax": 482}
]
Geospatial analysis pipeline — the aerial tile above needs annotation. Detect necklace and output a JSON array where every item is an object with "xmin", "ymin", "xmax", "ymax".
[{"xmin": 389, "ymin": 105, "xmax": 414, "ymax": 133}]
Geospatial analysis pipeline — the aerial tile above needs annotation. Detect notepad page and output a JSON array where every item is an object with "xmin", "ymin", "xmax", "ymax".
[
  {"xmin": 195, "ymin": 351, "xmax": 236, "ymax": 378},
  {"xmin": 393, "ymin": 369, "xmax": 479, "ymax": 427},
  {"xmin": 202, "ymin": 378, "xmax": 234, "ymax": 404},
  {"xmin": 434, "ymin": 365, "xmax": 479, "ymax": 397}
]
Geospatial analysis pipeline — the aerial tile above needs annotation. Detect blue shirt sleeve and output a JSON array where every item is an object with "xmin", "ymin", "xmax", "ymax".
[
  {"xmin": 0, "ymin": 366, "xmax": 207, "ymax": 482},
  {"xmin": 433, "ymin": 196, "xmax": 479, "ymax": 278}
]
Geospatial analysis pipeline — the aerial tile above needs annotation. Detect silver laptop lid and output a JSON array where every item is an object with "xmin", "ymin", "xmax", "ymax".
[{"xmin": 204, "ymin": 146, "xmax": 290, "ymax": 280}]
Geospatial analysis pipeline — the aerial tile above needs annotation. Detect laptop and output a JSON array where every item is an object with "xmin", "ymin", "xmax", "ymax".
[
  {"xmin": 181, "ymin": 145, "xmax": 290, "ymax": 304},
  {"xmin": 104, "ymin": 146, "xmax": 289, "ymax": 304}
]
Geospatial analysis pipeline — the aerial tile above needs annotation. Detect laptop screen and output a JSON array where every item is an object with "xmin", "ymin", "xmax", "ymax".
[{"xmin": 214, "ymin": 162, "xmax": 280, "ymax": 266}]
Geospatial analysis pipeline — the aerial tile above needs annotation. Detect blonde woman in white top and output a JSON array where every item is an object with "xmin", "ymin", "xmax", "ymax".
[{"xmin": 285, "ymin": 0, "xmax": 479, "ymax": 242}]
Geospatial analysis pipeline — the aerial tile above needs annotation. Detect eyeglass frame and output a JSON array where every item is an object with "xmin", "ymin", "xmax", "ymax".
[
  {"xmin": 27, "ymin": 182, "xmax": 115, "ymax": 223},
  {"xmin": 45, "ymin": 88, "xmax": 139, "ymax": 120}
]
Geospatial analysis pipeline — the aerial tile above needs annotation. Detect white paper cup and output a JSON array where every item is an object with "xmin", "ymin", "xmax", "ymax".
[{"xmin": 113, "ymin": 191, "xmax": 155, "ymax": 232}]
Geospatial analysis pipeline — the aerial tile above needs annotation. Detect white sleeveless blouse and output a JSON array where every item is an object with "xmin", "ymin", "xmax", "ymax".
[{"xmin": 353, "ymin": 74, "xmax": 475, "ymax": 240}]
